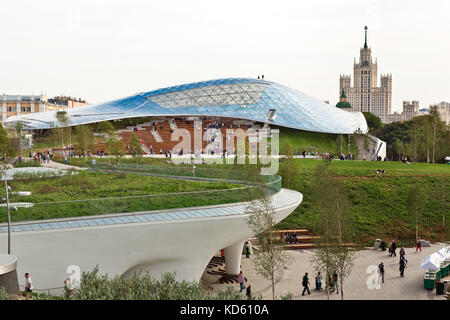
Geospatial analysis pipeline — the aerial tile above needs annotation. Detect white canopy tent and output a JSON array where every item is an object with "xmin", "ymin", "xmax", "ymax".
[{"xmin": 421, "ymin": 245, "xmax": 450, "ymax": 271}]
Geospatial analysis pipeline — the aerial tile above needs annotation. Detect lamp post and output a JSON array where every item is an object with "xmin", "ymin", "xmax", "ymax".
[
  {"xmin": 2, "ymin": 181, "xmax": 28, "ymax": 255},
  {"xmin": 4, "ymin": 180, "xmax": 11, "ymax": 254}
]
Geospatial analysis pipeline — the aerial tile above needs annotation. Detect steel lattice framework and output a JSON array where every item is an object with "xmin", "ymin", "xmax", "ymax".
[{"xmin": 5, "ymin": 78, "xmax": 368, "ymax": 134}]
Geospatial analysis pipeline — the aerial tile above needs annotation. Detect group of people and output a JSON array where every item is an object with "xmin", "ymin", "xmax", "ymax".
[
  {"xmin": 281, "ymin": 232, "xmax": 299, "ymax": 244},
  {"xmin": 301, "ymin": 271, "xmax": 339, "ymax": 296},
  {"xmin": 339, "ymin": 153, "xmax": 355, "ymax": 161},
  {"xmin": 30, "ymin": 151, "xmax": 52, "ymax": 163},
  {"xmin": 377, "ymin": 239, "xmax": 421, "ymax": 281}
]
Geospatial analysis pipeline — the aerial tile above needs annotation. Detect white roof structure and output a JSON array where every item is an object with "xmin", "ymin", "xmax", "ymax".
[{"xmin": 4, "ymin": 78, "xmax": 368, "ymax": 135}]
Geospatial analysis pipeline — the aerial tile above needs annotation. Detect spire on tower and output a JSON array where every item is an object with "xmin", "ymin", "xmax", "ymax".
[{"xmin": 364, "ymin": 26, "xmax": 368, "ymax": 49}]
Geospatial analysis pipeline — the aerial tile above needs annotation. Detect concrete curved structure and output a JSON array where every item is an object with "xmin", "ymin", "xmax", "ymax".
[
  {"xmin": 0, "ymin": 188, "xmax": 302, "ymax": 294},
  {"xmin": 5, "ymin": 78, "xmax": 367, "ymax": 134}
]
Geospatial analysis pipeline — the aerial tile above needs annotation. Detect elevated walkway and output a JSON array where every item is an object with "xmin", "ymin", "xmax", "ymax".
[{"xmin": 0, "ymin": 188, "xmax": 302, "ymax": 295}]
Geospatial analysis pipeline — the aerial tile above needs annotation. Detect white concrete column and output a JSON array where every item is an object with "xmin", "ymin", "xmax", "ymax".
[{"xmin": 224, "ymin": 240, "xmax": 244, "ymax": 275}]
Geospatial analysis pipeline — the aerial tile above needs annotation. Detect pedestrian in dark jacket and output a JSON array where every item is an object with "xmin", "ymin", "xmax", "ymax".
[
  {"xmin": 302, "ymin": 273, "xmax": 311, "ymax": 296},
  {"xmin": 399, "ymin": 257, "xmax": 407, "ymax": 277},
  {"xmin": 390, "ymin": 240, "xmax": 397, "ymax": 257}
]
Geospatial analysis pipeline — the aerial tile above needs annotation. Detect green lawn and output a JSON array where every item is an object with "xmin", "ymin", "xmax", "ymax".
[
  {"xmin": 277, "ymin": 126, "xmax": 359, "ymax": 155},
  {"xmin": 1, "ymin": 170, "xmax": 249, "ymax": 223},
  {"xmin": 276, "ymin": 159, "xmax": 450, "ymax": 246}
]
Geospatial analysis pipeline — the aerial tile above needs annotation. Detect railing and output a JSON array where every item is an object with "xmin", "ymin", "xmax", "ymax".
[{"xmin": 0, "ymin": 163, "xmax": 282, "ymax": 224}]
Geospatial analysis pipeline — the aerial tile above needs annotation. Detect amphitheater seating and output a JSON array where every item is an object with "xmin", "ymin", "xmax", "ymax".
[{"xmin": 109, "ymin": 118, "xmax": 259, "ymax": 155}]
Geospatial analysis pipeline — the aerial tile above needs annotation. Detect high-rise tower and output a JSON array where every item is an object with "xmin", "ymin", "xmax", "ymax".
[{"xmin": 339, "ymin": 26, "xmax": 392, "ymax": 122}]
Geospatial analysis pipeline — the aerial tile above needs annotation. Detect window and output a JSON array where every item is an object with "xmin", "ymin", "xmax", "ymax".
[{"xmin": 146, "ymin": 82, "xmax": 269, "ymax": 109}]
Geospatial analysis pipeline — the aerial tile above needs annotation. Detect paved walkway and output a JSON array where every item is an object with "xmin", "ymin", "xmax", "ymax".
[
  {"xmin": 41, "ymin": 160, "xmax": 87, "ymax": 171},
  {"xmin": 204, "ymin": 243, "xmax": 446, "ymax": 300}
]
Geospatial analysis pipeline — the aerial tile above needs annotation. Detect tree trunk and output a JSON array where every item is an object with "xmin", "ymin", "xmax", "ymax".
[
  {"xmin": 416, "ymin": 208, "xmax": 419, "ymax": 242},
  {"xmin": 432, "ymin": 117, "xmax": 436, "ymax": 164}
]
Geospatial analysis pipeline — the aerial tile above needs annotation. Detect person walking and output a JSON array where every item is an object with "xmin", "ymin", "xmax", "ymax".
[
  {"xmin": 416, "ymin": 240, "xmax": 422, "ymax": 252},
  {"xmin": 333, "ymin": 272, "xmax": 339, "ymax": 294},
  {"xmin": 245, "ymin": 242, "xmax": 250, "ymax": 259},
  {"xmin": 399, "ymin": 257, "xmax": 407, "ymax": 277},
  {"xmin": 390, "ymin": 240, "xmax": 397, "ymax": 257},
  {"xmin": 378, "ymin": 262, "xmax": 385, "ymax": 283},
  {"xmin": 302, "ymin": 272, "xmax": 311, "ymax": 296},
  {"xmin": 24, "ymin": 273, "xmax": 33, "ymax": 293},
  {"xmin": 238, "ymin": 271, "xmax": 245, "ymax": 293},
  {"xmin": 246, "ymin": 285, "xmax": 252, "ymax": 299},
  {"xmin": 220, "ymin": 249, "xmax": 225, "ymax": 263},
  {"xmin": 317, "ymin": 272, "xmax": 323, "ymax": 291},
  {"xmin": 399, "ymin": 245, "xmax": 406, "ymax": 259}
]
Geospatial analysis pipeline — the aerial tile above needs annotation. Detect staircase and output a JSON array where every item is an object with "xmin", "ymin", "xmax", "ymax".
[
  {"xmin": 249, "ymin": 229, "xmax": 318, "ymax": 251},
  {"xmin": 356, "ymin": 135, "xmax": 385, "ymax": 161},
  {"xmin": 169, "ymin": 119, "xmax": 177, "ymax": 131},
  {"xmin": 151, "ymin": 130, "xmax": 164, "ymax": 143}
]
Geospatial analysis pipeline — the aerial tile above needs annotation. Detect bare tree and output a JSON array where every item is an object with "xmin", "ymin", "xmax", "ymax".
[
  {"xmin": 245, "ymin": 185, "xmax": 291, "ymax": 300},
  {"xmin": 310, "ymin": 162, "xmax": 356, "ymax": 300}
]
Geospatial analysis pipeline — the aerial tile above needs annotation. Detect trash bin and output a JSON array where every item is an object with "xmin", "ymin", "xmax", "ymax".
[
  {"xmin": 424, "ymin": 272, "xmax": 436, "ymax": 290},
  {"xmin": 373, "ymin": 239, "xmax": 381, "ymax": 250},
  {"xmin": 436, "ymin": 281, "xmax": 444, "ymax": 295}
]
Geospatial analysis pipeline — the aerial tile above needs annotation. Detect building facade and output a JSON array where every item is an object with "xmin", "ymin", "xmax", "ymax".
[
  {"xmin": 339, "ymin": 27, "xmax": 392, "ymax": 123},
  {"xmin": 383, "ymin": 100, "xmax": 420, "ymax": 124},
  {"xmin": 431, "ymin": 101, "xmax": 450, "ymax": 125},
  {"xmin": 1, "ymin": 94, "xmax": 47, "ymax": 124},
  {"xmin": 1, "ymin": 94, "xmax": 88, "ymax": 124}
]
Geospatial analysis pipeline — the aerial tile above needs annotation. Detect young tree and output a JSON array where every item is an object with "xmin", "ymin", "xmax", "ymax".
[
  {"xmin": 97, "ymin": 121, "xmax": 115, "ymax": 136},
  {"xmin": 406, "ymin": 185, "xmax": 422, "ymax": 242},
  {"xmin": 245, "ymin": 185, "xmax": 291, "ymax": 300},
  {"xmin": 106, "ymin": 134, "xmax": 125, "ymax": 166},
  {"xmin": 279, "ymin": 140, "xmax": 298, "ymax": 189},
  {"xmin": 310, "ymin": 162, "xmax": 356, "ymax": 300},
  {"xmin": 56, "ymin": 110, "xmax": 69, "ymax": 154},
  {"xmin": 129, "ymin": 133, "xmax": 143, "ymax": 168},
  {"xmin": 13, "ymin": 121, "xmax": 25, "ymax": 156},
  {"xmin": 75, "ymin": 125, "xmax": 93, "ymax": 162},
  {"xmin": 0, "ymin": 124, "xmax": 16, "ymax": 160}
]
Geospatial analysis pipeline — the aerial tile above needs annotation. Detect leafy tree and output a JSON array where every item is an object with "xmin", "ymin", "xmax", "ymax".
[
  {"xmin": 0, "ymin": 124, "xmax": 15, "ymax": 160},
  {"xmin": 362, "ymin": 112, "xmax": 383, "ymax": 133},
  {"xmin": 97, "ymin": 121, "xmax": 115, "ymax": 135},
  {"xmin": 55, "ymin": 110, "xmax": 70, "ymax": 153},
  {"xmin": 75, "ymin": 125, "xmax": 93, "ymax": 162},
  {"xmin": 245, "ymin": 185, "xmax": 291, "ymax": 300},
  {"xmin": 13, "ymin": 121, "xmax": 25, "ymax": 156},
  {"xmin": 106, "ymin": 134, "xmax": 125, "ymax": 166},
  {"xmin": 129, "ymin": 133, "xmax": 143, "ymax": 167}
]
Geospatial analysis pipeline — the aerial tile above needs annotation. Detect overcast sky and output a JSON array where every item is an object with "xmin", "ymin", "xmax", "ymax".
[{"xmin": 1, "ymin": 0, "xmax": 449, "ymax": 112}]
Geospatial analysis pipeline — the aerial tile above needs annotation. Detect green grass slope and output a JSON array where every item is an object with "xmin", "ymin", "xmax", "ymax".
[
  {"xmin": 1, "ymin": 171, "xmax": 243, "ymax": 223},
  {"xmin": 277, "ymin": 127, "xmax": 359, "ymax": 155},
  {"xmin": 276, "ymin": 159, "xmax": 450, "ymax": 246}
]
